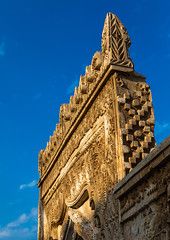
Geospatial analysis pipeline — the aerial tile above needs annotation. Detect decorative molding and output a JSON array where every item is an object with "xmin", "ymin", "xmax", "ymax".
[
  {"xmin": 65, "ymin": 183, "xmax": 89, "ymax": 209},
  {"xmin": 38, "ymin": 12, "xmax": 135, "ymax": 178},
  {"xmin": 42, "ymin": 116, "xmax": 105, "ymax": 204},
  {"xmin": 120, "ymin": 184, "xmax": 166, "ymax": 222},
  {"xmin": 38, "ymin": 64, "xmax": 111, "ymax": 182}
]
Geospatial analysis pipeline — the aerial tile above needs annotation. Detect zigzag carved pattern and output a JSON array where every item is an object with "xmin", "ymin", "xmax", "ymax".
[{"xmin": 109, "ymin": 13, "xmax": 133, "ymax": 68}]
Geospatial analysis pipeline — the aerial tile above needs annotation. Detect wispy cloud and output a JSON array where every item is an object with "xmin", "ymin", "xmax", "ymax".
[
  {"xmin": 0, "ymin": 41, "xmax": 5, "ymax": 57},
  {"xmin": 19, "ymin": 180, "xmax": 37, "ymax": 190},
  {"xmin": 0, "ymin": 208, "xmax": 37, "ymax": 239}
]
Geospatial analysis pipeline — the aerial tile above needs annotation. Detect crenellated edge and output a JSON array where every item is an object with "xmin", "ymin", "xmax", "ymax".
[
  {"xmin": 38, "ymin": 52, "xmax": 104, "ymax": 176},
  {"xmin": 38, "ymin": 12, "xmax": 135, "ymax": 177}
]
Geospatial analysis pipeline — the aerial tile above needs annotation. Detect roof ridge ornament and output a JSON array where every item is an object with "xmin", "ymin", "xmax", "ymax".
[{"xmin": 102, "ymin": 12, "xmax": 134, "ymax": 71}]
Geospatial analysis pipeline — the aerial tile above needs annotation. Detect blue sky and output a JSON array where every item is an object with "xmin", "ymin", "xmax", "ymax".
[{"xmin": 0, "ymin": 0, "xmax": 170, "ymax": 239}]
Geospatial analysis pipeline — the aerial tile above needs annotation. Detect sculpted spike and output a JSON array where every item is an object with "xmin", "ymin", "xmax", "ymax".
[
  {"xmin": 91, "ymin": 51, "xmax": 102, "ymax": 71},
  {"xmin": 70, "ymin": 96, "xmax": 77, "ymax": 113},
  {"xmin": 63, "ymin": 104, "xmax": 71, "ymax": 121},
  {"xmin": 102, "ymin": 12, "xmax": 134, "ymax": 71},
  {"xmin": 74, "ymin": 87, "xmax": 82, "ymax": 104},
  {"xmin": 79, "ymin": 75, "xmax": 88, "ymax": 94}
]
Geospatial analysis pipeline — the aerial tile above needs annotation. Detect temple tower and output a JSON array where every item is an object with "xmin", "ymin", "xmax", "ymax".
[{"xmin": 38, "ymin": 13, "xmax": 155, "ymax": 239}]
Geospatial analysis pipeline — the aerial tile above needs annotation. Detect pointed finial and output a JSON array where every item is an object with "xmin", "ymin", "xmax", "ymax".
[{"xmin": 102, "ymin": 12, "xmax": 134, "ymax": 71}]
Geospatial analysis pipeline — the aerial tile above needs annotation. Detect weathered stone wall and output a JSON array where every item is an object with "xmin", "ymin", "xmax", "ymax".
[
  {"xmin": 39, "ymin": 72, "xmax": 123, "ymax": 239},
  {"xmin": 114, "ymin": 138, "xmax": 170, "ymax": 240},
  {"xmin": 38, "ymin": 69, "xmax": 156, "ymax": 239},
  {"xmin": 38, "ymin": 12, "xmax": 158, "ymax": 240}
]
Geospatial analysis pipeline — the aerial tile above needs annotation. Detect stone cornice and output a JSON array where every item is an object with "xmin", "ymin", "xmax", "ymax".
[{"xmin": 114, "ymin": 136, "xmax": 170, "ymax": 198}]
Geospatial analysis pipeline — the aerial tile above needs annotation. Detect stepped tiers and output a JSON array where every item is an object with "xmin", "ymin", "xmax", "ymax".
[{"xmin": 37, "ymin": 13, "xmax": 170, "ymax": 240}]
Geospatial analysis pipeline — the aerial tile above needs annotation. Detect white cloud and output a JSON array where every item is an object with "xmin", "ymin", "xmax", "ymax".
[
  {"xmin": 0, "ymin": 229, "xmax": 10, "ymax": 238},
  {"xmin": 0, "ymin": 41, "xmax": 5, "ymax": 57},
  {"xmin": 0, "ymin": 208, "xmax": 37, "ymax": 239},
  {"xmin": 19, "ymin": 180, "xmax": 37, "ymax": 190},
  {"xmin": 7, "ymin": 213, "xmax": 29, "ymax": 228}
]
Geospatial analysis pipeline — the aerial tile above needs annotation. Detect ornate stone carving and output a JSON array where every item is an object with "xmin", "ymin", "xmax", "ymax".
[
  {"xmin": 115, "ymin": 73, "xmax": 155, "ymax": 173},
  {"xmin": 37, "ymin": 12, "xmax": 161, "ymax": 240},
  {"xmin": 102, "ymin": 12, "xmax": 134, "ymax": 71},
  {"xmin": 114, "ymin": 143, "xmax": 170, "ymax": 240},
  {"xmin": 65, "ymin": 184, "xmax": 89, "ymax": 209},
  {"xmin": 38, "ymin": 13, "xmax": 135, "ymax": 176},
  {"xmin": 91, "ymin": 52, "xmax": 103, "ymax": 71}
]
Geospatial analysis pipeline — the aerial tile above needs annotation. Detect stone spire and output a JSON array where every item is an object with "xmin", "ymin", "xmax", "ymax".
[{"xmin": 102, "ymin": 12, "xmax": 134, "ymax": 71}]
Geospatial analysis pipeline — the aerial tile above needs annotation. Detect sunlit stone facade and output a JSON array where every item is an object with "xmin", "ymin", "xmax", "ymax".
[{"xmin": 38, "ymin": 13, "xmax": 170, "ymax": 239}]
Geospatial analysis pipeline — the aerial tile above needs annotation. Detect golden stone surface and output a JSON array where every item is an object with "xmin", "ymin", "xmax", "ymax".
[{"xmin": 37, "ymin": 13, "xmax": 170, "ymax": 240}]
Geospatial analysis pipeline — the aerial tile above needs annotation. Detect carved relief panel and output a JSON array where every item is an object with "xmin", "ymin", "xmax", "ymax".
[
  {"xmin": 118, "ymin": 160, "xmax": 170, "ymax": 240},
  {"xmin": 38, "ymin": 12, "xmax": 157, "ymax": 240}
]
